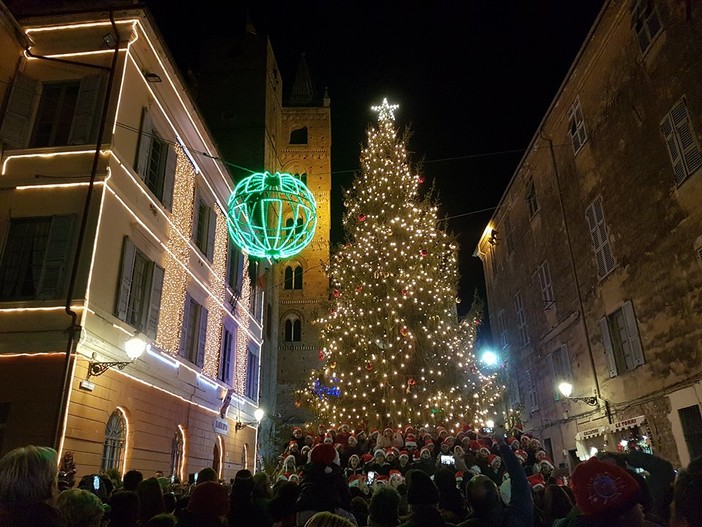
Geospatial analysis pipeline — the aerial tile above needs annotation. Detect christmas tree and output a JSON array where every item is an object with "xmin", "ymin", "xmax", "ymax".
[{"xmin": 306, "ymin": 99, "xmax": 500, "ymax": 432}]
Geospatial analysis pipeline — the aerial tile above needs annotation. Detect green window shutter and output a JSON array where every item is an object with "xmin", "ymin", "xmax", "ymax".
[
  {"xmin": 179, "ymin": 293, "xmax": 191, "ymax": 359},
  {"xmin": 135, "ymin": 109, "xmax": 153, "ymax": 180},
  {"xmin": 622, "ymin": 301, "xmax": 645, "ymax": 367},
  {"xmin": 206, "ymin": 207, "xmax": 217, "ymax": 260},
  {"xmin": 145, "ymin": 264, "xmax": 164, "ymax": 339},
  {"xmin": 68, "ymin": 75, "xmax": 103, "ymax": 145},
  {"xmin": 599, "ymin": 316, "xmax": 618, "ymax": 377},
  {"xmin": 192, "ymin": 192, "xmax": 202, "ymax": 241},
  {"xmin": 0, "ymin": 73, "xmax": 38, "ymax": 148},
  {"xmin": 196, "ymin": 306, "xmax": 208, "ymax": 368},
  {"xmin": 294, "ymin": 265, "xmax": 303, "ymax": 289},
  {"xmin": 162, "ymin": 144, "xmax": 177, "ymax": 210},
  {"xmin": 38, "ymin": 215, "xmax": 74, "ymax": 299},
  {"xmin": 115, "ymin": 237, "xmax": 136, "ymax": 321},
  {"xmin": 560, "ymin": 344, "xmax": 573, "ymax": 381}
]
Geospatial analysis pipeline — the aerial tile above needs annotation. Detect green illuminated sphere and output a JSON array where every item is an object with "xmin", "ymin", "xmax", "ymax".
[{"xmin": 227, "ymin": 171, "xmax": 317, "ymax": 260}]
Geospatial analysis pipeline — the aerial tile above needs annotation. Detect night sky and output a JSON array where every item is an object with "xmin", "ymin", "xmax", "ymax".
[{"xmin": 147, "ymin": 0, "xmax": 605, "ymax": 342}]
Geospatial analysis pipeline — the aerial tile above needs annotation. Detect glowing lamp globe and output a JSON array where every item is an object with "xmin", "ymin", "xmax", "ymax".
[{"xmin": 227, "ymin": 171, "xmax": 317, "ymax": 260}]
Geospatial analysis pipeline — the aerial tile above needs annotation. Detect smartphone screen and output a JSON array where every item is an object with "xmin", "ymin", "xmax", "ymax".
[
  {"xmin": 367, "ymin": 471, "xmax": 375, "ymax": 484},
  {"xmin": 93, "ymin": 475, "xmax": 100, "ymax": 491},
  {"xmin": 440, "ymin": 454, "xmax": 455, "ymax": 465}
]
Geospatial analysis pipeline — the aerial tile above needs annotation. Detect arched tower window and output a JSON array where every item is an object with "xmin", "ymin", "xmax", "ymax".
[
  {"xmin": 289, "ymin": 127, "xmax": 308, "ymax": 145},
  {"xmin": 293, "ymin": 265, "xmax": 303, "ymax": 289},
  {"xmin": 101, "ymin": 409, "xmax": 127, "ymax": 473},
  {"xmin": 284, "ymin": 266, "xmax": 293, "ymax": 289},
  {"xmin": 284, "ymin": 315, "xmax": 301, "ymax": 342}
]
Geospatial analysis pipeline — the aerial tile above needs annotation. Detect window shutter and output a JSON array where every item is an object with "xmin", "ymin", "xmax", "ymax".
[
  {"xmin": 145, "ymin": 264, "xmax": 164, "ymax": 338},
  {"xmin": 560, "ymin": 344, "xmax": 573, "ymax": 380},
  {"xmin": 38, "ymin": 215, "xmax": 74, "ymax": 299},
  {"xmin": 192, "ymin": 192, "xmax": 202, "ymax": 240},
  {"xmin": 135, "ymin": 109, "xmax": 153, "ymax": 179},
  {"xmin": 599, "ymin": 316, "xmax": 618, "ymax": 377},
  {"xmin": 206, "ymin": 208, "xmax": 217, "ymax": 260},
  {"xmin": 68, "ymin": 75, "xmax": 103, "ymax": 145},
  {"xmin": 671, "ymin": 100, "xmax": 702, "ymax": 177},
  {"xmin": 0, "ymin": 73, "xmax": 39, "ymax": 148},
  {"xmin": 196, "ymin": 307, "xmax": 208, "ymax": 367},
  {"xmin": 547, "ymin": 353, "xmax": 558, "ymax": 400},
  {"xmin": 162, "ymin": 144, "xmax": 177, "ymax": 210},
  {"xmin": 179, "ymin": 293, "xmax": 191, "ymax": 358},
  {"xmin": 622, "ymin": 301, "xmax": 645, "ymax": 367},
  {"xmin": 116, "ymin": 237, "xmax": 136, "ymax": 321}
]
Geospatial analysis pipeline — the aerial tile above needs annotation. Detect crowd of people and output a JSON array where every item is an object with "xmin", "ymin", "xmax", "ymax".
[{"xmin": 0, "ymin": 423, "xmax": 700, "ymax": 527}]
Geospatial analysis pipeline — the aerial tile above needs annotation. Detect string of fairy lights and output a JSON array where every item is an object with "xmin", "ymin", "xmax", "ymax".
[{"xmin": 304, "ymin": 100, "xmax": 502, "ymax": 432}]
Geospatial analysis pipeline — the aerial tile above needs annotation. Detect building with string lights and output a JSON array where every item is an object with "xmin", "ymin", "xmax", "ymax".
[
  {"xmin": 0, "ymin": 2, "xmax": 265, "ymax": 480},
  {"xmin": 475, "ymin": 0, "xmax": 702, "ymax": 468}
]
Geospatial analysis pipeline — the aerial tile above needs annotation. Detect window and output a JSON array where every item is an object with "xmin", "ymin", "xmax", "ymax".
[
  {"xmin": 568, "ymin": 98, "xmax": 588, "ymax": 154},
  {"xmin": 536, "ymin": 261, "xmax": 555, "ymax": 307},
  {"xmin": 525, "ymin": 369, "xmax": 539, "ymax": 412},
  {"xmin": 630, "ymin": 0, "xmax": 662, "ymax": 55},
  {"xmin": 599, "ymin": 301, "xmax": 645, "ymax": 377},
  {"xmin": 525, "ymin": 179, "xmax": 539, "ymax": 219},
  {"xmin": 585, "ymin": 197, "xmax": 616, "ymax": 279},
  {"xmin": 227, "ymin": 242, "xmax": 243, "ymax": 293},
  {"xmin": 496, "ymin": 310, "xmax": 508, "ymax": 349},
  {"xmin": 678, "ymin": 405, "xmax": 702, "ymax": 461},
  {"xmin": 504, "ymin": 216, "xmax": 514, "ymax": 254},
  {"xmin": 293, "ymin": 172, "xmax": 308, "ymax": 185},
  {"xmin": 284, "ymin": 266, "xmax": 294, "ymax": 289},
  {"xmin": 548, "ymin": 344, "xmax": 573, "ymax": 400},
  {"xmin": 179, "ymin": 294, "xmax": 207, "ymax": 367},
  {"xmin": 0, "ymin": 403, "xmax": 9, "ymax": 453},
  {"xmin": 284, "ymin": 315, "xmax": 302, "ymax": 342},
  {"xmin": 101, "ymin": 409, "xmax": 126, "ymax": 473},
  {"xmin": 266, "ymin": 303, "xmax": 272, "ymax": 339},
  {"xmin": 248, "ymin": 259, "xmax": 263, "ymax": 318},
  {"xmin": 661, "ymin": 97, "xmax": 702, "ymax": 186},
  {"xmin": 513, "ymin": 291, "xmax": 529, "ymax": 347},
  {"xmin": 115, "ymin": 237, "xmax": 164, "ymax": 338},
  {"xmin": 289, "ymin": 127, "xmax": 308, "ymax": 144},
  {"xmin": 193, "ymin": 191, "xmax": 217, "ymax": 260},
  {"xmin": 245, "ymin": 349, "xmax": 259, "ymax": 400},
  {"xmin": 135, "ymin": 109, "xmax": 176, "ymax": 209},
  {"xmin": 170, "ymin": 429, "xmax": 184, "ymax": 481},
  {"xmin": 0, "ymin": 215, "xmax": 74, "ymax": 301},
  {"xmin": 219, "ymin": 326, "xmax": 236, "ymax": 384},
  {"xmin": 0, "ymin": 74, "xmax": 104, "ymax": 149}
]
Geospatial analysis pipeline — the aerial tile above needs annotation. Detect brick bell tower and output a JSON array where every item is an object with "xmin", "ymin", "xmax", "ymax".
[{"xmin": 277, "ymin": 54, "xmax": 331, "ymax": 425}]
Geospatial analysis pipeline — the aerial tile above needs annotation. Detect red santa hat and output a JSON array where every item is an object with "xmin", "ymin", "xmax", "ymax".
[
  {"xmin": 515, "ymin": 450, "xmax": 528, "ymax": 462},
  {"xmin": 571, "ymin": 457, "xmax": 640, "ymax": 517},
  {"xmin": 292, "ymin": 427, "xmax": 302, "ymax": 434},
  {"xmin": 535, "ymin": 450, "xmax": 548, "ymax": 461},
  {"xmin": 404, "ymin": 425, "xmax": 415, "ymax": 436},
  {"xmin": 348, "ymin": 474, "xmax": 364, "ymax": 487},
  {"xmin": 539, "ymin": 458, "xmax": 554, "ymax": 470},
  {"xmin": 288, "ymin": 440, "xmax": 298, "ymax": 449},
  {"xmin": 370, "ymin": 428, "xmax": 379, "ymax": 437},
  {"xmin": 527, "ymin": 473, "xmax": 546, "ymax": 490},
  {"xmin": 420, "ymin": 446, "xmax": 432, "ymax": 457},
  {"xmin": 310, "ymin": 444, "xmax": 340, "ymax": 474},
  {"xmin": 347, "ymin": 434, "xmax": 358, "ymax": 445},
  {"xmin": 323, "ymin": 433, "xmax": 334, "ymax": 444},
  {"xmin": 507, "ymin": 437, "xmax": 520, "ymax": 447},
  {"xmin": 455, "ymin": 471, "xmax": 464, "ymax": 483},
  {"xmin": 405, "ymin": 434, "xmax": 418, "ymax": 448},
  {"xmin": 399, "ymin": 450, "xmax": 409, "ymax": 460},
  {"xmin": 479, "ymin": 446, "xmax": 491, "ymax": 455},
  {"xmin": 383, "ymin": 427, "xmax": 393, "ymax": 435},
  {"xmin": 413, "ymin": 450, "xmax": 421, "ymax": 461},
  {"xmin": 469, "ymin": 440, "xmax": 481, "ymax": 451}
]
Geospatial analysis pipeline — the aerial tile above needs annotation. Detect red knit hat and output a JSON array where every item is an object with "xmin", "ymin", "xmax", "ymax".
[
  {"xmin": 310, "ymin": 443, "xmax": 339, "ymax": 473},
  {"xmin": 399, "ymin": 450, "xmax": 409, "ymax": 459},
  {"xmin": 571, "ymin": 457, "xmax": 640, "ymax": 517}
]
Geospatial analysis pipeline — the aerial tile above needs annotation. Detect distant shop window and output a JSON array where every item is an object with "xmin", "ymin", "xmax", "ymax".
[
  {"xmin": 135, "ymin": 108, "xmax": 176, "ymax": 209},
  {"xmin": 284, "ymin": 316, "xmax": 302, "ymax": 342},
  {"xmin": 513, "ymin": 291, "xmax": 529, "ymax": 347},
  {"xmin": 568, "ymin": 97, "xmax": 588, "ymax": 154},
  {"xmin": 585, "ymin": 196, "xmax": 616, "ymax": 279},
  {"xmin": 289, "ymin": 127, "xmax": 308, "ymax": 145},
  {"xmin": 245, "ymin": 350, "xmax": 259, "ymax": 401},
  {"xmin": 630, "ymin": 0, "xmax": 662, "ymax": 55},
  {"xmin": 219, "ymin": 326, "xmax": 235, "ymax": 384},
  {"xmin": 227, "ymin": 242, "xmax": 243, "ymax": 293},
  {"xmin": 0, "ymin": 74, "xmax": 104, "ymax": 149},
  {"xmin": 548, "ymin": 344, "xmax": 573, "ymax": 400},
  {"xmin": 678, "ymin": 405, "xmax": 702, "ymax": 461},
  {"xmin": 525, "ymin": 369, "xmax": 539, "ymax": 412},
  {"xmin": 101, "ymin": 410, "xmax": 126, "ymax": 473},
  {"xmin": 170, "ymin": 430, "xmax": 184, "ymax": 481},
  {"xmin": 0, "ymin": 215, "xmax": 74, "ymax": 301},
  {"xmin": 661, "ymin": 97, "xmax": 702, "ymax": 186},
  {"xmin": 599, "ymin": 301, "xmax": 645, "ymax": 377},
  {"xmin": 115, "ymin": 237, "xmax": 164, "ymax": 338},
  {"xmin": 179, "ymin": 294, "xmax": 207, "ymax": 367},
  {"xmin": 525, "ymin": 179, "xmax": 539, "ymax": 219},
  {"xmin": 293, "ymin": 172, "xmax": 308, "ymax": 185}
]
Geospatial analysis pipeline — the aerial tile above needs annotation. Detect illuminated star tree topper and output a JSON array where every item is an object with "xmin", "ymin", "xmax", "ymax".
[{"xmin": 371, "ymin": 97, "xmax": 400, "ymax": 122}]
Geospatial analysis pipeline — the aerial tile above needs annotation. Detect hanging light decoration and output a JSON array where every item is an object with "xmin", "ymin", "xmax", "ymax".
[{"xmin": 227, "ymin": 171, "xmax": 317, "ymax": 260}]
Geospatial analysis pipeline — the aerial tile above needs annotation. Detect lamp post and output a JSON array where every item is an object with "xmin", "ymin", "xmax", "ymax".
[
  {"xmin": 87, "ymin": 336, "xmax": 149, "ymax": 379},
  {"xmin": 558, "ymin": 381, "xmax": 599, "ymax": 407}
]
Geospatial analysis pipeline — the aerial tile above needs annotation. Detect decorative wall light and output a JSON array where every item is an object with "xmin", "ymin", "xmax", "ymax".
[{"xmin": 87, "ymin": 336, "xmax": 149, "ymax": 378}]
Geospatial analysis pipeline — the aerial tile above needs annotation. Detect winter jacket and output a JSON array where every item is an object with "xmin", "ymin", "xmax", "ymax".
[{"xmin": 296, "ymin": 462, "xmax": 353, "ymax": 516}]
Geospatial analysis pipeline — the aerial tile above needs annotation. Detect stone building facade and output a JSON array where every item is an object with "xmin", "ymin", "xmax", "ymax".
[{"xmin": 475, "ymin": 0, "xmax": 702, "ymax": 468}]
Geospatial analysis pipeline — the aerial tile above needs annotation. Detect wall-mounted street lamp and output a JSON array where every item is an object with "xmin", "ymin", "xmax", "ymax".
[
  {"xmin": 235, "ymin": 408, "xmax": 265, "ymax": 431},
  {"xmin": 87, "ymin": 336, "xmax": 149, "ymax": 379},
  {"xmin": 480, "ymin": 349, "xmax": 499, "ymax": 367},
  {"xmin": 558, "ymin": 381, "xmax": 599, "ymax": 407}
]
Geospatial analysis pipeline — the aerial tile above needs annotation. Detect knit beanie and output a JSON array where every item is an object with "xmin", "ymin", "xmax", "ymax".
[
  {"xmin": 571, "ymin": 457, "xmax": 640, "ymax": 517},
  {"xmin": 406, "ymin": 469, "xmax": 439, "ymax": 506}
]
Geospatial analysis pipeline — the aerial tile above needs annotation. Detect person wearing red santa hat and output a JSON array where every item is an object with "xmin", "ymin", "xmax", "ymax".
[
  {"xmin": 344, "ymin": 454, "xmax": 364, "ymax": 479},
  {"xmin": 486, "ymin": 453, "xmax": 505, "ymax": 486},
  {"xmin": 398, "ymin": 451, "xmax": 412, "ymax": 475},
  {"xmin": 366, "ymin": 449, "xmax": 390, "ymax": 476},
  {"xmin": 413, "ymin": 447, "xmax": 436, "ymax": 477}
]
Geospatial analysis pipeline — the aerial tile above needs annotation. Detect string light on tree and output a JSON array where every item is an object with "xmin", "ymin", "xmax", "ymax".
[{"xmin": 304, "ymin": 99, "xmax": 499, "ymax": 430}]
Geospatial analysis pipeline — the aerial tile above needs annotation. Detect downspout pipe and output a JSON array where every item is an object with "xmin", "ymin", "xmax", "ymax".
[
  {"xmin": 539, "ymin": 129, "xmax": 612, "ymax": 425},
  {"xmin": 52, "ymin": 12, "xmax": 121, "ymax": 450}
]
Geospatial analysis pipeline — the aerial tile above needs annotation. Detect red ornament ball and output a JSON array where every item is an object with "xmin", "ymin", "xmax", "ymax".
[
  {"xmin": 401, "ymin": 289, "xmax": 408, "ymax": 296},
  {"xmin": 355, "ymin": 285, "xmax": 363, "ymax": 293},
  {"xmin": 419, "ymin": 249, "xmax": 428, "ymax": 257},
  {"xmin": 400, "ymin": 326, "xmax": 409, "ymax": 336},
  {"xmin": 358, "ymin": 213, "xmax": 367, "ymax": 222},
  {"xmin": 295, "ymin": 400, "xmax": 302, "ymax": 408},
  {"xmin": 330, "ymin": 361, "xmax": 337, "ymax": 369},
  {"xmin": 333, "ymin": 289, "xmax": 341, "ymax": 298},
  {"xmin": 365, "ymin": 361, "xmax": 374, "ymax": 371}
]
